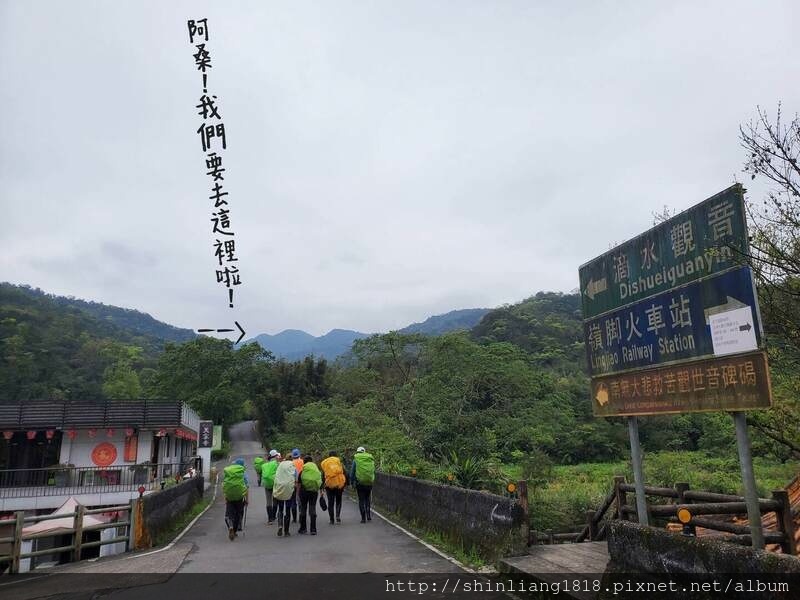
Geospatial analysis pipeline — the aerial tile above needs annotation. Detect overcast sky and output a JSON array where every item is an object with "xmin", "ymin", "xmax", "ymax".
[{"xmin": 1, "ymin": 2, "xmax": 798, "ymax": 337}]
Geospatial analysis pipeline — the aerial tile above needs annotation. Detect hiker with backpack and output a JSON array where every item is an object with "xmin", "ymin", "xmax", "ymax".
[
  {"xmin": 290, "ymin": 448, "xmax": 304, "ymax": 523},
  {"xmin": 261, "ymin": 449, "xmax": 280, "ymax": 524},
  {"xmin": 320, "ymin": 450, "xmax": 346, "ymax": 524},
  {"xmin": 253, "ymin": 455, "xmax": 265, "ymax": 487},
  {"xmin": 272, "ymin": 453, "xmax": 298, "ymax": 537},
  {"xmin": 222, "ymin": 458, "xmax": 249, "ymax": 541},
  {"xmin": 349, "ymin": 446, "xmax": 375, "ymax": 523},
  {"xmin": 297, "ymin": 455, "xmax": 323, "ymax": 535}
]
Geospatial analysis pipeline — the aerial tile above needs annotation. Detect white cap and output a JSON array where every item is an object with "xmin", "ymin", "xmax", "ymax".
[
  {"xmin": 268, "ymin": 449, "xmax": 278, "ymax": 457},
  {"xmin": 357, "ymin": 446, "xmax": 365, "ymax": 453}
]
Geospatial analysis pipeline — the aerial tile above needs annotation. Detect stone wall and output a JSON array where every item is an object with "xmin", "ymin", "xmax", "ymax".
[
  {"xmin": 135, "ymin": 476, "xmax": 204, "ymax": 549},
  {"xmin": 607, "ymin": 520, "xmax": 800, "ymax": 574},
  {"xmin": 372, "ymin": 473, "xmax": 527, "ymax": 560}
]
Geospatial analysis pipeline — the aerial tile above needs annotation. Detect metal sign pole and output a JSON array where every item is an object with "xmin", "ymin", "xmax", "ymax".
[
  {"xmin": 732, "ymin": 411, "xmax": 764, "ymax": 550},
  {"xmin": 627, "ymin": 416, "xmax": 649, "ymax": 527}
]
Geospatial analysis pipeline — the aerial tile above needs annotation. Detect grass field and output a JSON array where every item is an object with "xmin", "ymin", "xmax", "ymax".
[{"xmin": 503, "ymin": 451, "xmax": 800, "ymax": 532}]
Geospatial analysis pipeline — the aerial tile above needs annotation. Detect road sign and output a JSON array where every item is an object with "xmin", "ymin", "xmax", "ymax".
[
  {"xmin": 579, "ymin": 185, "xmax": 748, "ymax": 320},
  {"xmin": 591, "ymin": 351, "xmax": 772, "ymax": 417},
  {"xmin": 584, "ymin": 267, "xmax": 760, "ymax": 377},
  {"xmin": 198, "ymin": 420, "xmax": 213, "ymax": 449},
  {"xmin": 212, "ymin": 425, "xmax": 222, "ymax": 451}
]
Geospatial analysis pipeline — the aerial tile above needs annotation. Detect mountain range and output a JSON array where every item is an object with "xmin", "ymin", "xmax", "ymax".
[{"xmin": 246, "ymin": 308, "xmax": 491, "ymax": 361}]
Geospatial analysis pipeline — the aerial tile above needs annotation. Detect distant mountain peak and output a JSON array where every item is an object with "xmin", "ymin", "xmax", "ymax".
[{"xmin": 248, "ymin": 308, "xmax": 491, "ymax": 361}]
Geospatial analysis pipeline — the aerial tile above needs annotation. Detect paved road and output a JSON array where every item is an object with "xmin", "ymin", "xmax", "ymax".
[
  {"xmin": 2, "ymin": 421, "xmax": 472, "ymax": 600},
  {"xmin": 178, "ymin": 420, "xmax": 460, "ymax": 573}
]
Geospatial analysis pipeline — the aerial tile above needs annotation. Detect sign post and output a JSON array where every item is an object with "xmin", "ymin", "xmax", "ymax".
[
  {"xmin": 627, "ymin": 416, "xmax": 649, "ymax": 526},
  {"xmin": 733, "ymin": 411, "xmax": 765, "ymax": 549},
  {"xmin": 579, "ymin": 185, "xmax": 771, "ymax": 541}
]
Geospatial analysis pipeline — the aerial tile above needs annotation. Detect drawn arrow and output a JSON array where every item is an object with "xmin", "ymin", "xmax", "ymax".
[
  {"xmin": 703, "ymin": 296, "xmax": 748, "ymax": 324},
  {"xmin": 197, "ymin": 321, "xmax": 246, "ymax": 344},
  {"xmin": 584, "ymin": 276, "xmax": 608, "ymax": 301},
  {"xmin": 739, "ymin": 323, "xmax": 752, "ymax": 332}
]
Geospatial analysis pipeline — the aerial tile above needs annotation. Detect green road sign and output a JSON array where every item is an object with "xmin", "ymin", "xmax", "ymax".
[{"xmin": 579, "ymin": 185, "xmax": 748, "ymax": 320}]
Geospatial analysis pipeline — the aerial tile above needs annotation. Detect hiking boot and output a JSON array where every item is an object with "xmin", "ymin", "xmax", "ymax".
[
  {"xmin": 360, "ymin": 518, "xmax": 366, "ymax": 524},
  {"xmin": 297, "ymin": 529, "xmax": 307, "ymax": 535},
  {"xmin": 336, "ymin": 517, "xmax": 341, "ymax": 523},
  {"xmin": 311, "ymin": 530, "xmax": 317, "ymax": 535},
  {"xmin": 277, "ymin": 527, "xmax": 283, "ymax": 537},
  {"xmin": 228, "ymin": 527, "xmax": 235, "ymax": 541},
  {"xmin": 284, "ymin": 530, "xmax": 291, "ymax": 537},
  {"xmin": 329, "ymin": 519, "xmax": 335, "ymax": 525},
  {"xmin": 367, "ymin": 515, "xmax": 371, "ymax": 521}
]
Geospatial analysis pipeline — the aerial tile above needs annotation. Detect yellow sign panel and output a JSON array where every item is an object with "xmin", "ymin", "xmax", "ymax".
[{"xmin": 591, "ymin": 351, "xmax": 772, "ymax": 417}]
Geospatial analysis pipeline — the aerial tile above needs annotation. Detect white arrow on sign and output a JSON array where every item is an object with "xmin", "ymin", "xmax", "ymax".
[
  {"xmin": 704, "ymin": 296, "xmax": 748, "ymax": 324},
  {"xmin": 584, "ymin": 277, "xmax": 608, "ymax": 301}
]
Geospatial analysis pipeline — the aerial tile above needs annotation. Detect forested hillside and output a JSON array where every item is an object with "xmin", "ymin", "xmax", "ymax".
[{"xmin": 0, "ymin": 283, "xmax": 187, "ymax": 400}]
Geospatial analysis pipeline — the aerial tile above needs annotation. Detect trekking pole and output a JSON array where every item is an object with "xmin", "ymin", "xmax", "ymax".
[{"xmin": 242, "ymin": 502, "xmax": 248, "ymax": 536}]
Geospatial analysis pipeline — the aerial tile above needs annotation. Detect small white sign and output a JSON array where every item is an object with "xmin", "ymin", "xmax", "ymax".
[{"xmin": 709, "ymin": 306, "xmax": 757, "ymax": 356}]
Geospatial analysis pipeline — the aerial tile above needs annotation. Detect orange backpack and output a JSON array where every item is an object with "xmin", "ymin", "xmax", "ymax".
[{"xmin": 320, "ymin": 456, "xmax": 346, "ymax": 489}]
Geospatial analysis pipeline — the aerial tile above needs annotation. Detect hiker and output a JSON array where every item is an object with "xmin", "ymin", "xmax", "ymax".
[
  {"xmin": 222, "ymin": 458, "xmax": 249, "ymax": 540},
  {"xmin": 261, "ymin": 449, "xmax": 280, "ymax": 524},
  {"xmin": 350, "ymin": 446, "xmax": 375, "ymax": 523},
  {"xmin": 290, "ymin": 448, "xmax": 304, "ymax": 523},
  {"xmin": 273, "ymin": 454, "xmax": 297, "ymax": 537},
  {"xmin": 253, "ymin": 455, "xmax": 265, "ymax": 487},
  {"xmin": 320, "ymin": 450, "xmax": 346, "ymax": 524},
  {"xmin": 297, "ymin": 455, "xmax": 323, "ymax": 535}
]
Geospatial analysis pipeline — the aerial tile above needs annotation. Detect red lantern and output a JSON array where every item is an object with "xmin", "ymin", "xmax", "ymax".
[
  {"xmin": 87, "ymin": 428, "xmax": 97, "ymax": 438},
  {"xmin": 106, "ymin": 428, "xmax": 115, "ymax": 438},
  {"xmin": 2, "ymin": 431, "xmax": 13, "ymax": 440},
  {"xmin": 66, "ymin": 429, "xmax": 77, "ymax": 440},
  {"xmin": 26, "ymin": 431, "xmax": 36, "ymax": 440},
  {"xmin": 45, "ymin": 430, "xmax": 55, "ymax": 440}
]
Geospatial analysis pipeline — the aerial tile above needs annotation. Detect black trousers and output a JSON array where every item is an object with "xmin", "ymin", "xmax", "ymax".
[
  {"xmin": 325, "ymin": 487, "xmax": 343, "ymax": 522},
  {"xmin": 275, "ymin": 498, "xmax": 291, "ymax": 532},
  {"xmin": 290, "ymin": 489, "xmax": 298, "ymax": 521},
  {"xmin": 298, "ymin": 489, "xmax": 318, "ymax": 532},
  {"xmin": 356, "ymin": 484, "xmax": 372, "ymax": 519},
  {"xmin": 225, "ymin": 499, "xmax": 245, "ymax": 532}
]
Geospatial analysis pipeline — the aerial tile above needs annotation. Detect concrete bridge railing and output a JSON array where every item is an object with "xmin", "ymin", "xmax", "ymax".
[{"xmin": 372, "ymin": 472, "xmax": 529, "ymax": 560}]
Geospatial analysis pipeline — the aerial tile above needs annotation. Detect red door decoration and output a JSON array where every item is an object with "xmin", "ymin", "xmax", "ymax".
[
  {"xmin": 26, "ymin": 431, "xmax": 36, "ymax": 440},
  {"xmin": 124, "ymin": 434, "xmax": 138, "ymax": 462},
  {"xmin": 91, "ymin": 442, "xmax": 117, "ymax": 467},
  {"xmin": 2, "ymin": 431, "xmax": 13, "ymax": 440},
  {"xmin": 66, "ymin": 429, "xmax": 77, "ymax": 440},
  {"xmin": 87, "ymin": 429, "xmax": 97, "ymax": 438},
  {"xmin": 45, "ymin": 430, "xmax": 55, "ymax": 440},
  {"xmin": 106, "ymin": 428, "xmax": 115, "ymax": 438}
]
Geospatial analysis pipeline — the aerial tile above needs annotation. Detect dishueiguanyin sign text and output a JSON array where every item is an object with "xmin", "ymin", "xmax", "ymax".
[{"xmin": 579, "ymin": 185, "xmax": 748, "ymax": 320}]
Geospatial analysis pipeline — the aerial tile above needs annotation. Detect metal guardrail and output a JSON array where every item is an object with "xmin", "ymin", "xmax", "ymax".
[{"xmin": 0, "ymin": 460, "xmax": 198, "ymax": 499}]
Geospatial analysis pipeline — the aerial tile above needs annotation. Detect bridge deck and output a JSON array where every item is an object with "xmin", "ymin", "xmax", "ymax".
[
  {"xmin": 503, "ymin": 541, "xmax": 609, "ymax": 573},
  {"xmin": 500, "ymin": 542, "xmax": 609, "ymax": 600}
]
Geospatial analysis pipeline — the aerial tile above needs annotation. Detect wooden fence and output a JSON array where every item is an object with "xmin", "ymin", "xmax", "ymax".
[
  {"xmin": 0, "ymin": 502, "xmax": 134, "ymax": 574},
  {"xmin": 530, "ymin": 475, "xmax": 797, "ymax": 555}
]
